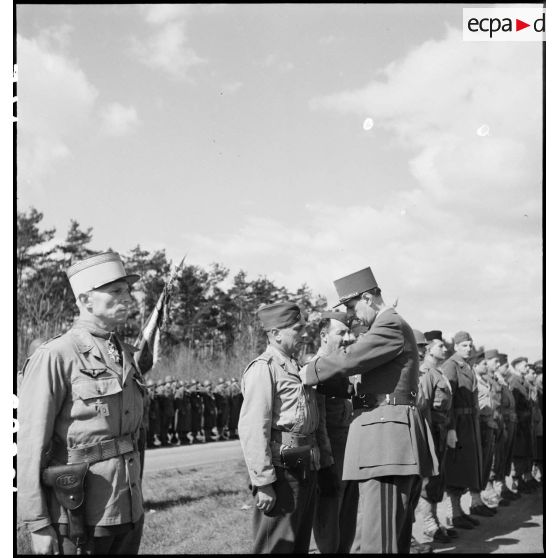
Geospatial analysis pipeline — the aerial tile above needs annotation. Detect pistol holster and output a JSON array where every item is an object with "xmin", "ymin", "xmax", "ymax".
[{"xmin": 42, "ymin": 462, "xmax": 89, "ymax": 547}]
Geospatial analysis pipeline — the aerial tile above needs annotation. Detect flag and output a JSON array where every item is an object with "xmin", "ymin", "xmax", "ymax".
[{"xmin": 134, "ymin": 257, "xmax": 185, "ymax": 374}]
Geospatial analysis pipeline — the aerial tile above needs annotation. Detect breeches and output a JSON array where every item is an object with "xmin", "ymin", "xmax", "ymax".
[{"xmin": 358, "ymin": 474, "xmax": 422, "ymax": 554}]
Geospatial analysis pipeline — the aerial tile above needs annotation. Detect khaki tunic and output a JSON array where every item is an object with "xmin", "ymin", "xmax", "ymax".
[
  {"xmin": 17, "ymin": 324, "xmax": 145, "ymax": 533},
  {"xmin": 238, "ymin": 345, "xmax": 322, "ymax": 487}
]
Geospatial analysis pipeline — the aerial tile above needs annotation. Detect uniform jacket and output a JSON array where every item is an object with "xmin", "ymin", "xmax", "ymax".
[
  {"xmin": 476, "ymin": 373, "xmax": 499, "ymax": 429},
  {"xmin": 238, "ymin": 345, "xmax": 326, "ymax": 487},
  {"xmin": 442, "ymin": 354, "xmax": 483, "ymax": 491},
  {"xmin": 303, "ymin": 307, "xmax": 438, "ymax": 481},
  {"xmin": 17, "ymin": 323, "xmax": 145, "ymax": 533},
  {"xmin": 508, "ymin": 373, "xmax": 533, "ymax": 457},
  {"xmin": 418, "ymin": 361, "xmax": 453, "ymax": 425}
]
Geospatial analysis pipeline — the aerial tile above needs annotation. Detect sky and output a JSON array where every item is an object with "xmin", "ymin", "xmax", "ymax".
[{"xmin": 15, "ymin": 3, "xmax": 544, "ymax": 360}]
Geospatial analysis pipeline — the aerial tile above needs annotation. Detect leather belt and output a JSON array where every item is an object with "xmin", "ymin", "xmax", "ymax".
[
  {"xmin": 271, "ymin": 430, "xmax": 316, "ymax": 447},
  {"xmin": 324, "ymin": 393, "xmax": 352, "ymax": 400},
  {"xmin": 352, "ymin": 391, "xmax": 416, "ymax": 410},
  {"xmin": 52, "ymin": 433, "xmax": 138, "ymax": 465}
]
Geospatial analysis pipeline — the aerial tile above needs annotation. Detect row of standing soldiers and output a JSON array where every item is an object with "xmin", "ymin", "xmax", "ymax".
[
  {"xmin": 142, "ymin": 376, "xmax": 243, "ymax": 447},
  {"xmin": 413, "ymin": 330, "xmax": 543, "ymax": 547}
]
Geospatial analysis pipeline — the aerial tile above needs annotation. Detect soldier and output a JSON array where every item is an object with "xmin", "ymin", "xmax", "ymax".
[
  {"xmin": 239, "ymin": 302, "xmax": 322, "ymax": 553},
  {"xmin": 523, "ymin": 362, "xmax": 542, "ymax": 489},
  {"xmin": 441, "ymin": 331, "xmax": 483, "ymax": 531},
  {"xmin": 174, "ymin": 380, "xmax": 192, "ymax": 445},
  {"xmin": 492, "ymin": 353, "xmax": 520, "ymax": 501},
  {"xmin": 469, "ymin": 350, "xmax": 498, "ymax": 517},
  {"xmin": 157, "ymin": 376, "xmax": 175, "ymax": 446},
  {"xmin": 228, "ymin": 377, "xmax": 243, "ymax": 439},
  {"xmin": 508, "ymin": 357, "xmax": 536, "ymax": 493},
  {"xmin": 146, "ymin": 380, "xmax": 162, "ymax": 447},
  {"xmin": 482, "ymin": 349, "xmax": 510, "ymax": 508},
  {"xmin": 18, "ymin": 251, "xmax": 145, "ymax": 554},
  {"xmin": 531, "ymin": 360, "xmax": 543, "ymax": 483},
  {"xmin": 213, "ymin": 377, "xmax": 231, "ymax": 441},
  {"xmin": 300, "ymin": 267, "xmax": 438, "ymax": 554},
  {"xmin": 413, "ymin": 330, "xmax": 428, "ymax": 365},
  {"xmin": 415, "ymin": 330, "xmax": 457, "ymax": 543},
  {"xmin": 189, "ymin": 380, "xmax": 204, "ymax": 443},
  {"xmin": 312, "ymin": 311, "xmax": 359, "ymax": 554},
  {"xmin": 201, "ymin": 380, "xmax": 217, "ymax": 442}
]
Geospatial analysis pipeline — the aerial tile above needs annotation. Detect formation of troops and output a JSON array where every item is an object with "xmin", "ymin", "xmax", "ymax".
[
  {"xmin": 16, "ymin": 252, "xmax": 543, "ymax": 555},
  {"xmin": 143, "ymin": 376, "xmax": 243, "ymax": 448}
]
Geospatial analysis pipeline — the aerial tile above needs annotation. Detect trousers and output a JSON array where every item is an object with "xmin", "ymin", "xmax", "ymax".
[
  {"xmin": 252, "ymin": 467, "xmax": 317, "ymax": 554},
  {"xmin": 53, "ymin": 516, "xmax": 144, "ymax": 555},
  {"xmin": 358, "ymin": 474, "xmax": 422, "ymax": 554}
]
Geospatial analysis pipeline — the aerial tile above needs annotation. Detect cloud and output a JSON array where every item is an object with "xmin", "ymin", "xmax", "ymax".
[
  {"xmin": 132, "ymin": 5, "xmax": 207, "ymax": 80},
  {"xmin": 220, "ymin": 81, "xmax": 244, "ymax": 95},
  {"xmin": 17, "ymin": 31, "xmax": 140, "ymax": 189},
  {"xmin": 178, "ymin": 27, "xmax": 542, "ymax": 359},
  {"xmin": 260, "ymin": 53, "xmax": 295, "ymax": 73},
  {"xmin": 100, "ymin": 103, "xmax": 140, "ymax": 136},
  {"xmin": 17, "ymin": 33, "xmax": 98, "ymax": 186}
]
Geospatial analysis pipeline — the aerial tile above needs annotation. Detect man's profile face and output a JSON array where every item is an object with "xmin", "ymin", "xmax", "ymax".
[
  {"xmin": 321, "ymin": 319, "xmax": 352, "ymax": 354},
  {"xmin": 345, "ymin": 295, "xmax": 376, "ymax": 327},
  {"xmin": 454, "ymin": 340, "xmax": 473, "ymax": 359},
  {"xmin": 276, "ymin": 321, "xmax": 306, "ymax": 356},
  {"xmin": 486, "ymin": 357, "xmax": 500, "ymax": 373},
  {"xmin": 88, "ymin": 279, "xmax": 132, "ymax": 326},
  {"xmin": 516, "ymin": 360, "xmax": 529, "ymax": 375},
  {"xmin": 428, "ymin": 339, "xmax": 447, "ymax": 360},
  {"xmin": 474, "ymin": 359, "xmax": 488, "ymax": 376}
]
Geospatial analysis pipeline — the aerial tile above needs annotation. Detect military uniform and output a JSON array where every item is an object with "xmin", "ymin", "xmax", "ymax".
[
  {"xmin": 416, "ymin": 357, "xmax": 453, "ymax": 537},
  {"xmin": 508, "ymin": 371, "xmax": 533, "ymax": 490},
  {"xmin": 440, "ymin": 344, "xmax": 483, "ymax": 530},
  {"xmin": 147, "ymin": 383, "xmax": 162, "ymax": 447},
  {"xmin": 201, "ymin": 383, "xmax": 217, "ymax": 442},
  {"xmin": 189, "ymin": 382, "xmax": 204, "ymax": 443},
  {"xmin": 239, "ymin": 343, "xmax": 322, "ymax": 554},
  {"xmin": 18, "ymin": 322, "xmax": 145, "ymax": 553},
  {"xmin": 213, "ymin": 379, "xmax": 230, "ymax": 440},
  {"xmin": 227, "ymin": 378, "xmax": 243, "ymax": 439},
  {"xmin": 313, "ymin": 370, "xmax": 359, "ymax": 554},
  {"xmin": 493, "ymin": 364, "xmax": 518, "ymax": 499},
  {"xmin": 174, "ymin": 383, "xmax": 192, "ymax": 445},
  {"xmin": 157, "ymin": 382, "xmax": 175, "ymax": 445},
  {"xmin": 303, "ymin": 306, "xmax": 438, "ymax": 553}
]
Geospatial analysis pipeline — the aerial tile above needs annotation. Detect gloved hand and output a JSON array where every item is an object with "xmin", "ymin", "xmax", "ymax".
[
  {"xmin": 446, "ymin": 429, "xmax": 458, "ymax": 449},
  {"xmin": 317, "ymin": 464, "xmax": 340, "ymax": 498}
]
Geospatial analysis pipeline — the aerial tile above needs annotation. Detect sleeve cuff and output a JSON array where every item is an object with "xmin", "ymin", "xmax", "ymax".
[
  {"xmin": 300, "ymin": 359, "xmax": 320, "ymax": 386},
  {"xmin": 26, "ymin": 518, "xmax": 52, "ymax": 533}
]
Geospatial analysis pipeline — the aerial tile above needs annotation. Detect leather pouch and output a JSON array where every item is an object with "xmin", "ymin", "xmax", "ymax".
[{"xmin": 280, "ymin": 444, "xmax": 311, "ymax": 479}]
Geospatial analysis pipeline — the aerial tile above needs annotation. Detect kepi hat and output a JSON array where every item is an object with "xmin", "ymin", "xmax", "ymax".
[
  {"xmin": 333, "ymin": 267, "xmax": 379, "ymax": 308},
  {"xmin": 67, "ymin": 251, "xmax": 139, "ymax": 298}
]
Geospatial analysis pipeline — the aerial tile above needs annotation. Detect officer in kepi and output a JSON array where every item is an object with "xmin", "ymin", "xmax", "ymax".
[
  {"xmin": 18, "ymin": 251, "xmax": 146, "ymax": 555},
  {"xmin": 299, "ymin": 267, "xmax": 438, "ymax": 554},
  {"xmin": 238, "ymin": 302, "xmax": 322, "ymax": 554}
]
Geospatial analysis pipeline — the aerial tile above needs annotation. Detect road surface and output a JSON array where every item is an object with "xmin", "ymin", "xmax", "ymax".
[{"xmin": 143, "ymin": 439, "xmax": 244, "ymax": 474}]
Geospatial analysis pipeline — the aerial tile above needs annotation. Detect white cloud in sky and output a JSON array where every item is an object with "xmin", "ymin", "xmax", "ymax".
[
  {"xmin": 221, "ymin": 81, "xmax": 244, "ymax": 95},
  {"xmin": 17, "ymin": 33, "xmax": 98, "ymax": 186},
  {"xmin": 17, "ymin": 31, "xmax": 140, "ymax": 189},
  {"xmin": 133, "ymin": 5, "xmax": 206, "ymax": 80},
  {"xmin": 100, "ymin": 103, "xmax": 140, "ymax": 137},
  {"xmin": 181, "ymin": 27, "xmax": 542, "ymax": 358}
]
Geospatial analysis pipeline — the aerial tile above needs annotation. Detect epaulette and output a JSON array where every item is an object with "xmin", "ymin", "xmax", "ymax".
[
  {"xmin": 41, "ymin": 333, "xmax": 64, "ymax": 347},
  {"xmin": 242, "ymin": 353, "xmax": 273, "ymax": 377}
]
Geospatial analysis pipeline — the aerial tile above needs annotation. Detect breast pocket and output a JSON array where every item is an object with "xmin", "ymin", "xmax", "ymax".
[
  {"xmin": 71, "ymin": 377, "xmax": 123, "ymax": 419},
  {"xmin": 358, "ymin": 406, "xmax": 416, "ymax": 468}
]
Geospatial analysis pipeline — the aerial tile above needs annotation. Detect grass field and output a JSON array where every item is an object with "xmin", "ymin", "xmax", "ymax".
[{"xmin": 17, "ymin": 458, "xmax": 254, "ymax": 554}]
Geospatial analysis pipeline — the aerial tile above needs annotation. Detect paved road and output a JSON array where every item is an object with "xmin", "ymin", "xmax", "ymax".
[
  {"xmin": 143, "ymin": 439, "xmax": 244, "ymax": 474},
  {"xmin": 143, "ymin": 441, "xmax": 543, "ymax": 553}
]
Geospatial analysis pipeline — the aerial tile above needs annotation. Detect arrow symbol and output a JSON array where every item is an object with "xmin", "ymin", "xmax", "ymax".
[{"xmin": 516, "ymin": 19, "xmax": 530, "ymax": 31}]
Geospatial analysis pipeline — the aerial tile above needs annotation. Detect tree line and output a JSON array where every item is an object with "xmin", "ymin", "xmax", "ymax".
[{"xmin": 17, "ymin": 207, "xmax": 328, "ymax": 371}]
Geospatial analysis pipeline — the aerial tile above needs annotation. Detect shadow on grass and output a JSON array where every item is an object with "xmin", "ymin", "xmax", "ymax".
[{"xmin": 144, "ymin": 486, "xmax": 244, "ymax": 512}]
